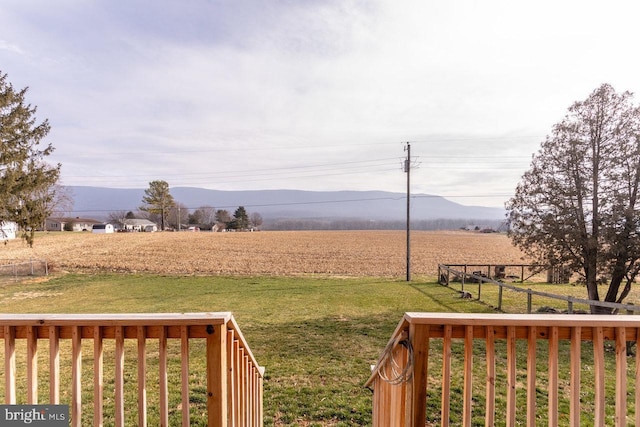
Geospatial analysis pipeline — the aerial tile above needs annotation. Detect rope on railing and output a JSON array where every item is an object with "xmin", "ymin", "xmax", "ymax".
[{"xmin": 376, "ymin": 330, "xmax": 414, "ymax": 385}]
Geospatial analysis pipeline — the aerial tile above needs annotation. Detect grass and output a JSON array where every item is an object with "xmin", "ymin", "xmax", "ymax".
[
  {"xmin": 0, "ymin": 273, "xmax": 494, "ymax": 426},
  {"xmin": 0, "ymin": 273, "xmax": 637, "ymax": 425}
]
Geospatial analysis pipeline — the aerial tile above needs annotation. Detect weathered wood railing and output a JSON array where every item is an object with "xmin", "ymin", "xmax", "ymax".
[
  {"xmin": 1, "ymin": 313, "xmax": 264, "ymax": 426},
  {"xmin": 367, "ymin": 313, "xmax": 640, "ymax": 426}
]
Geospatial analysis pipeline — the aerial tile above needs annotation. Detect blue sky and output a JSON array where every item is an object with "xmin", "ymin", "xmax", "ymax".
[{"xmin": 2, "ymin": 0, "xmax": 640, "ymax": 207}]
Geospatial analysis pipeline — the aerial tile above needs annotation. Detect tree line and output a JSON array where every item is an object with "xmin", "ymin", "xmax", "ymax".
[{"xmin": 110, "ymin": 179, "xmax": 263, "ymax": 231}]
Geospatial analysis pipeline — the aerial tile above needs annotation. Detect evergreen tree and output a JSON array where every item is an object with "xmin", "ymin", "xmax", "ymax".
[
  {"xmin": 0, "ymin": 71, "xmax": 60, "ymax": 246},
  {"xmin": 507, "ymin": 84, "xmax": 640, "ymax": 312},
  {"xmin": 233, "ymin": 206, "xmax": 249, "ymax": 231}
]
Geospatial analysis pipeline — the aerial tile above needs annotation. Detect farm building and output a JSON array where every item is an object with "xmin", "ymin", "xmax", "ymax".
[
  {"xmin": 122, "ymin": 219, "xmax": 158, "ymax": 232},
  {"xmin": 45, "ymin": 217, "xmax": 101, "ymax": 232},
  {"xmin": 0, "ymin": 222, "xmax": 17, "ymax": 240},
  {"xmin": 92, "ymin": 223, "xmax": 115, "ymax": 234}
]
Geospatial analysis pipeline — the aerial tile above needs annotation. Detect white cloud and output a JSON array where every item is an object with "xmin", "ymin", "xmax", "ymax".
[{"xmin": 1, "ymin": 0, "xmax": 640, "ymax": 208}]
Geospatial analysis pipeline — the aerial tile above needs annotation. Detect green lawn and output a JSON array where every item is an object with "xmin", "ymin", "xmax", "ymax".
[
  {"xmin": 0, "ymin": 274, "xmax": 635, "ymax": 426},
  {"xmin": 0, "ymin": 273, "xmax": 493, "ymax": 426}
]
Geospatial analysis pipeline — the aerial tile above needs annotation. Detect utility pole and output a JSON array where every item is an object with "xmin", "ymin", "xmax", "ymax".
[{"xmin": 404, "ymin": 143, "xmax": 411, "ymax": 281}]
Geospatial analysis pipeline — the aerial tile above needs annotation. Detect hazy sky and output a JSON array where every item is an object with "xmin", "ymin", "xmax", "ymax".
[{"xmin": 2, "ymin": 1, "xmax": 640, "ymax": 208}]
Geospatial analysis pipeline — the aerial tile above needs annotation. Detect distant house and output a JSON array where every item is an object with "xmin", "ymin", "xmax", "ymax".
[
  {"xmin": 122, "ymin": 219, "xmax": 158, "ymax": 232},
  {"xmin": 0, "ymin": 222, "xmax": 17, "ymax": 240},
  {"xmin": 45, "ymin": 217, "xmax": 101, "ymax": 232},
  {"xmin": 92, "ymin": 223, "xmax": 115, "ymax": 234}
]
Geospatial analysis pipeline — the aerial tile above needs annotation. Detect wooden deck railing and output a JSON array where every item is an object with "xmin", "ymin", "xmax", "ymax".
[
  {"xmin": 366, "ymin": 313, "xmax": 640, "ymax": 426},
  {"xmin": 0, "ymin": 313, "xmax": 264, "ymax": 427}
]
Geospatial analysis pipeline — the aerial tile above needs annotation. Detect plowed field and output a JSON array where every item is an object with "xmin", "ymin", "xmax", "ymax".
[{"xmin": 2, "ymin": 230, "xmax": 527, "ymax": 277}]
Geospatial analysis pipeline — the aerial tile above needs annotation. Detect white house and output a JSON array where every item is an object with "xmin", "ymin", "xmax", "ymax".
[
  {"xmin": 92, "ymin": 223, "xmax": 115, "ymax": 234},
  {"xmin": 0, "ymin": 222, "xmax": 17, "ymax": 240},
  {"xmin": 122, "ymin": 219, "xmax": 158, "ymax": 232},
  {"xmin": 45, "ymin": 217, "xmax": 101, "ymax": 232}
]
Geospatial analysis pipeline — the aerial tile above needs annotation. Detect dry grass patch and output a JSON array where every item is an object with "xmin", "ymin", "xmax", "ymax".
[{"xmin": 2, "ymin": 230, "xmax": 527, "ymax": 277}]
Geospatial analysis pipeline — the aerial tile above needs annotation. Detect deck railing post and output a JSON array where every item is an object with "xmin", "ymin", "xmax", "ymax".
[
  {"xmin": 405, "ymin": 324, "xmax": 429, "ymax": 427},
  {"xmin": 207, "ymin": 322, "xmax": 229, "ymax": 427}
]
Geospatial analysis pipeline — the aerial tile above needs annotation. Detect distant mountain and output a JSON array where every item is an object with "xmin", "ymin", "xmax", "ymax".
[{"xmin": 65, "ymin": 186, "xmax": 506, "ymax": 225}]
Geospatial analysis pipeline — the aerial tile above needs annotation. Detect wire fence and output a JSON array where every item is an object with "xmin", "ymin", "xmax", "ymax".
[
  {"xmin": 438, "ymin": 263, "xmax": 640, "ymax": 314},
  {"xmin": 0, "ymin": 259, "xmax": 48, "ymax": 282}
]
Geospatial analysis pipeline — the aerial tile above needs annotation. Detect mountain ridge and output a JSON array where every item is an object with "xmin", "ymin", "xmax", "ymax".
[{"xmin": 65, "ymin": 186, "xmax": 506, "ymax": 223}]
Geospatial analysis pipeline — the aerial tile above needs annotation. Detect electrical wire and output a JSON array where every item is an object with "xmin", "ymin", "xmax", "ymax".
[{"xmin": 376, "ymin": 330, "xmax": 414, "ymax": 385}]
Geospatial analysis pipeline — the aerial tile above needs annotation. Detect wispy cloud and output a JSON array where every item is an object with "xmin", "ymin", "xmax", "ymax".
[
  {"xmin": 0, "ymin": 40, "xmax": 25, "ymax": 55},
  {"xmin": 1, "ymin": 0, "xmax": 639, "ymax": 208}
]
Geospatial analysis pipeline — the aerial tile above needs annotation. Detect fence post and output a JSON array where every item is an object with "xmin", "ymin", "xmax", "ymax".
[
  {"xmin": 527, "ymin": 292, "xmax": 532, "ymax": 314},
  {"xmin": 478, "ymin": 280, "xmax": 482, "ymax": 301},
  {"xmin": 498, "ymin": 286, "xmax": 503, "ymax": 311},
  {"xmin": 568, "ymin": 298, "xmax": 573, "ymax": 314}
]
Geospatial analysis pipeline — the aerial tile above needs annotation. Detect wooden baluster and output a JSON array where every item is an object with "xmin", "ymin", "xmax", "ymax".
[
  {"xmin": 485, "ymin": 326, "xmax": 496, "ymax": 427},
  {"xmin": 226, "ymin": 330, "xmax": 235, "ymax": 427},
  {"xmin": 137, "ymin": 326, "xmax": 147, "ymax": 427},
  {"xmin": 441, "ymin": 325, "xmax": 452, "ymax": 426},
  {"xmin": 548, "ymin": 326, "xmax": 559, "ymax": 427},
  {"xmin": 159, "ymin": 325, "xmax": 169, "ymax": 427},
  {"xmin": 115, "ymin": 326, "xmax": 125, "ymax": 427},
  {"xmin": 526, "ymin": 326, "xmax": 537, "ymax": 426},
  {"xmin": 4, "ymin": 325, "xmax": 16, "ymax": 404},
  {"xmin": 463, "ymin": 325, "xmax": 473, "ymax": 426},
  {"xmin": 615, "ymin": 327, "xmax": 627, "ymax": 426},
  {"xmin": 506, "ymin": 326, "xmax": 517, "ymax": 427},
  {"xmin": 49, "ymin": 326, "xmax": 60, "ymax": 404},
  {"xmin": 181, "ymin": 325, "xmax": 190, "ymax": 426},
  {"xmin": 71, "ymin": 326, "xmax": 82, "ymax": 427},
  {"xmin": 94, "ymin": 326, "xmax": 104, "ymax": 426},
  {"xmin": 593, "ymin": 327, "xmax": 605, "ymax": 426},
  {"xmin": 27, "ymin": 325, "xmax": 38, "ymax": 404},
  {"xmin": 570, "ymin": 326, "xmax": 581, "ymax": 427}
]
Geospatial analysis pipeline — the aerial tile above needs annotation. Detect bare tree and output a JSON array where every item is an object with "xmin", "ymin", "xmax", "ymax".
[
  {"xmin": 250, "ymin": 212, "xmax": 263, "ymax": 230},
  {"xmin": 189, "ymin": 205, "xmax": 216, "ymax": 228},
  {"xmin": 506, "ymin": 84, "xmax": 640, "ymax": 313},
  {"xmin": 107, "ymin": 210, "xmax": 128, "ymax": 228},
  {"xmin": 48, "ymin": 185, "xmax": 74, "ymax": 219},
  {"xmin": 167, "ymin": 202, "xmax": 189, "ymax": 230}
]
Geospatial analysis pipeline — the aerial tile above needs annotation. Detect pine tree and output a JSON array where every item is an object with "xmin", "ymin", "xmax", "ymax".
[
  {"xmin": 140, "ymin": 180, "xmax": 175, "ymax": 230},
  {"xmin": 0, "ymin": 71, "xmax": 60, "ymax": 246}
]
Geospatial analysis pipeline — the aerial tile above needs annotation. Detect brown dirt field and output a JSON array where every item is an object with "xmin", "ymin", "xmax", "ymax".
[{"xmin": 1, "ymin": 230, "xmax": 528, "ymax": 277}]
